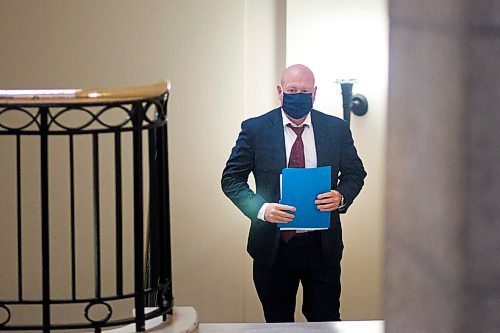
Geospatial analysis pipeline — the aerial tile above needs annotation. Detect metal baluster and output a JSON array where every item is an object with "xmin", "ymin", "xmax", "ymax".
[
  {"xmin": 92, "ymin": 133, "xmax": 102, "ymax": 299},
  {"xmin": 40, "ymin": 106, "xmax": 51, "ymax": 333},
  {"xmin": 16, "ymin": 134, "xmax": 23, "ymax": 301},
  {"xmin": 114, "ymin": 131, "xmax": 124, "ymax": 296},
  {"xmin": 69, "ymin": 134, "xmax": 77, "ymax": 300},
  {"xmin": 146, "ymin": 127, "xmax": 159, "ymax": 307},
  {"xmin": 132, "ymin": 102, "xmax": 146, "ymax": 332},
  {"xmin": 159, "ymin": 108, "xmax": 173, "ymax": 314}
]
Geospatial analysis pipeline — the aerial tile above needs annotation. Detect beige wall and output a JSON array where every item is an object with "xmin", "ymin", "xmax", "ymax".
[{"xmin": 0, "ymin": 0, "xmax": 385, "ymax": 324}]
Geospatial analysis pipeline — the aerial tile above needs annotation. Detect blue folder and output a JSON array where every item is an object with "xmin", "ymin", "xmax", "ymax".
[{"xmin": 278, "ymin": 166, "xmax": 331, "ymax": 230}]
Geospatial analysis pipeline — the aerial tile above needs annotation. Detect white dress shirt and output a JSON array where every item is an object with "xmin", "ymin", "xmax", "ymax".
[{"xmin": 257, "ymin": 110, "xmax": 317, "ymax": 221}]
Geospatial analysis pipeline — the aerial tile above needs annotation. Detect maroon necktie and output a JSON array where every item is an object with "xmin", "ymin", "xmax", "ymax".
[{"xmin": 281, "ymin": 124, "xmax": 306, "ymax": 242}]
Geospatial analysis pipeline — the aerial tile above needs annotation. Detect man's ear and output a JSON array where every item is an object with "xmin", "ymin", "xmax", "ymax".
[
  {"xmin": 312, "ymin": 86, "xmax": 318, "ymax": 103},
  {"xmin": 277, "ymin": 85, "xmax": 284, "ymax": 104}
]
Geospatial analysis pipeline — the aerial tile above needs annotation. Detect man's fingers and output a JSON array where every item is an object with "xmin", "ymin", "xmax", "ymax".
[
  {"xmin": 273, "ymin": 217, "xmax": 294, "ymax": 223},
  {"xmin": 315, "ymin": 198, "xmax": 337, "ymax": 205},
  {"xmin": 277, "ymin": 204, "xmax": 296, "ymax": 212},
  {"xmin": 269, "ymin": 215, "xmax": 294, "ymax": 223},
  {"xmin": 317, "ymin": 203, "xmax": 336, "ymax": 211},
  {"xmin": 273, "ymin": 204, "xmax": 296, "ymax": 220},
  {"xmin": 270, "ymin": 209, "xmax": 294, "ymax": 222},
  {"xmin": 317, "ymin": 191, "xmax": 334, "ymax": 199},
  {"xmin": 265, "ymin": 203, "xmax": 297, "ymax": 223},
  {"xmin": 275, "ymin": 210, "xmax": 295, "ymax": 219}
]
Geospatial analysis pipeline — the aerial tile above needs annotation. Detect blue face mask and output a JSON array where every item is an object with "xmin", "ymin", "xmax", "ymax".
[{"xmin": 282, "ymin": 92, "xmax": 313, "ymax": 119}]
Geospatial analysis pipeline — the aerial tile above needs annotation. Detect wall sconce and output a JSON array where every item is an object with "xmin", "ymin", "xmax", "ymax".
[{"xmin": 336, "ymin": 79, "xmax": 368, "ymax": 125}]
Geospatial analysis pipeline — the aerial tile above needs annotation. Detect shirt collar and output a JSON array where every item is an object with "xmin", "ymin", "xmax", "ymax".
[{"xmin": 281, "ymin": 109, "xmax": 312, "ymax": 128}]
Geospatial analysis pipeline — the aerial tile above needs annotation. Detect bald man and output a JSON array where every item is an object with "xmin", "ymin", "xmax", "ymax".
[{"xmin": 221, "ymin": 64, "xmax": 366, "ymax": 322}]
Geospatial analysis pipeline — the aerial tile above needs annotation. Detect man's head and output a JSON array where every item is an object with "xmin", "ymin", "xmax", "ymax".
[{"xmin": 277, "ymin": 64, "xmax": 317, "ymax": 122}]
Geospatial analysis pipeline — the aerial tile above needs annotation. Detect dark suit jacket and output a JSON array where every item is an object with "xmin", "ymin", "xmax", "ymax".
[{"xmin": 221, "ymin": 108, "xmax": 366, "ymax": 268}]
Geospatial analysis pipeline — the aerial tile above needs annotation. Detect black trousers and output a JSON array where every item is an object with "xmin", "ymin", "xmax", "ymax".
[{"xmin": 253, "ymin": 231, "xmax": 341, "ymax": 323}]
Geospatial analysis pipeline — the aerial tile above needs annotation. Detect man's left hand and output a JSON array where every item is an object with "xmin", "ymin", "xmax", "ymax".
[{"xmin": 315, "ymin": 190, "xmax": 342, "ymax": 212}]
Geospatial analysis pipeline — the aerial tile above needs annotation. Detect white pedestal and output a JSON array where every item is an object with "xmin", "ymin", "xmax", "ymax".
[
  {"xmin": 198, "ymin": 320, "xmax": 384, "ymax": 333},
  {"xmin": 105, "ymin": 307, "xmax": 198, "ymax": 333}
]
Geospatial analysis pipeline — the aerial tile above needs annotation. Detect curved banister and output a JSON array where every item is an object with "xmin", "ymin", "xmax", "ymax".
[
  {"xmin": 0, "ymin": 81, "xmax": 173, "ymax": 332},
  {"xmin": 0, "ymin": 81, "xmax": 171, "ymax": 105}
]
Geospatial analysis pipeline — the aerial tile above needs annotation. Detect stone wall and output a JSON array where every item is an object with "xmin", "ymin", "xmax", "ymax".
[{"xmin": 386, "ymin": 0, "xmax": 500, "ymax": 332}]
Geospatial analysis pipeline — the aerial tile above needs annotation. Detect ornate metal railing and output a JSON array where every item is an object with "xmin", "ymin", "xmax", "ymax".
[{"xmin": 0, "ymin": 82, "xmax": 173, "ymax": 332}]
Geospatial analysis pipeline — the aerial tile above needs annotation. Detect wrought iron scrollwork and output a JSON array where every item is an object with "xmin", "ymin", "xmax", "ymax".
[{"xmin": 0, "ymin": 304, "xmax": 11, "ymax": 327}]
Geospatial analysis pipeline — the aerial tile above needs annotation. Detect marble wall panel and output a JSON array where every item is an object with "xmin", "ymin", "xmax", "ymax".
[
  {"xmin": 470, "ymin": 0, "xmax": 500, "ymax": 26},
  {"xmin": 387, "ymin": 0, "xmax": 500, "ymax": 332},
  {"xmin": 386, "ymin": 1, "xmax": 469, "ymax": 333},
  {"xmin": 466, "ymin": 33, "xmax": 500, "ymax": 333},
  {"xmin": 389, "ymin": 0, "xmax": 466, "ymax": 28}
]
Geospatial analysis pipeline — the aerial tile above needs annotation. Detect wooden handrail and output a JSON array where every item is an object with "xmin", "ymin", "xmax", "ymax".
[{"xmin": 0, "ymin": 81, "xmax": 171, "ymax": 105}]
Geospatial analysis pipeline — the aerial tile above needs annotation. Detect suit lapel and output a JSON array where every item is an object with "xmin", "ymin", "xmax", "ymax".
[
  {"xmin": 312, "ymin": 110, "xmax": 334, "ymax": 167},
  {"xmin": 267, "ymin": 109, "xmax": 287, "ymax": 171}
]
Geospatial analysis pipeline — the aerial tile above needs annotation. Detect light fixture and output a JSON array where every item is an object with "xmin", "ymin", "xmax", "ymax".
[{"xmin": 335, "ymin": 79, "xmax": 368, "ymax": 125}]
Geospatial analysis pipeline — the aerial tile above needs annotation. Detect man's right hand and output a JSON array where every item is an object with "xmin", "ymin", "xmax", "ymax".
[{"xmin": 264, "ymin": 203, "xmax": 296, "ymax": 223}]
